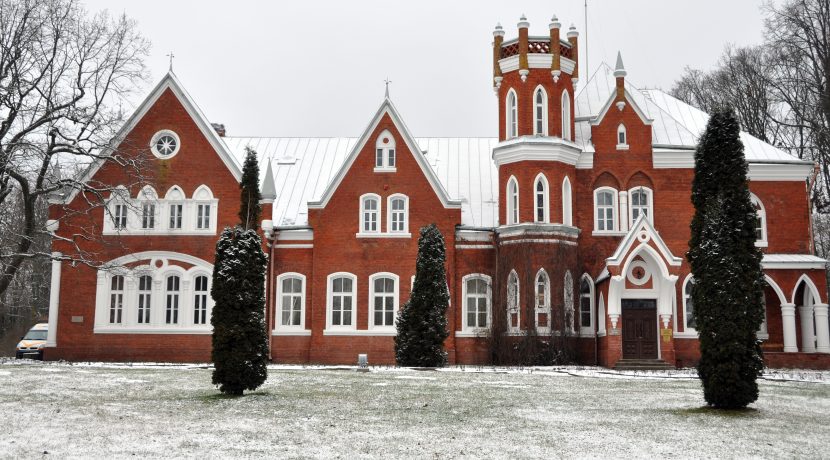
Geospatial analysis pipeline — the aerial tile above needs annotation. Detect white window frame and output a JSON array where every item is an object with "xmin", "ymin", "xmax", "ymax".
[
  {"xmin": 579, "ymin": 274, "xmax": 594, "ymax": 335},
  {"xmin": 506, "ymin": 89, "xmax": 518, "ymax": 139},
  {"xmin": 533, "ymin": 173, "xmax": 550, "ymax": 224},
  {"xmin": 533, "ymin": 85, "xmax": 548, "ymax": 136},
  {"xmin": 387, "ymin": 194, "xmax": 409, "ymax": 234},
  {"xmin": 109, "ymin": 274, "xmax": 125, "ymax": 324},
  {"xmin": 506, "ymin": 176, "xmax": 519, "ymax": 225},
  {"xmin": 192, "ymin": 273, "xmax": 210, "ymax": 326},
  {"xmin": 275, "ymin": 273, "xmax": 306, "ymax": 331},
  {"xmin": 534, "ymin": 269, "xmax": 551, "ymax": 334},
  {"xmin": 369, "ymin": 272, "xmax": 399, "ymax": 331},
  {"xmin": 507, "ymin": 270, "xmax": 521, "ymax": 333},
  {"xmin": 150, "ymin": 129, "xmax": 181, "ymax": 159},
  {"xmin": 628, "ymin": 186, "xmax": 654, "ymax": 226},
  {"xmin": 682, "ymin": 274, "xmax": 696, "ymax": 335},
  {"xmin": 358, "ymin": 193, "xmax": 381, "ymax": 235},
  {"xmin": 616, "ymin": 124, "xmax": 629, "ymax": 150},
  {"xmin": 164, "ymin": 274, "xmax": 181, "ymax": 325},
  {"xmin": 460, "ymin": 274, "xmax": 492, "ymax": 334},
  {"xmin": 165, "ymin": 186, "xmax": 185, "ymax": 231},
  {"xmin": 562, "ymin": 176, "xmax": 573, "ymax": 226},
  {"xmin": 561, "ymin": 90, "xmax": 571, "ymax": 141},
  {"xmin": 374, "ymin": 129, "xmax": 397, "ymax": 172},
  {"xmin": 136, "ymin": 274, "xmax": 153, "ymax": 325},
  {"xmin": 751, "ymin": 193, "xmax": 768, "ymax": 247},
  {"xmin": 593, "ymin": 187, "xmax": 618, "ymax": 233},
  {"xmin": 326, "ymin": 272, "xmax": 357, "ymax": 331}
]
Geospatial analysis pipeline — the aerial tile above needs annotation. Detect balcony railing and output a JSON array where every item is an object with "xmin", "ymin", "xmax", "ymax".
[{"xmin": 500, "ymin": 38, "xmax": 573, "ymax": 60}]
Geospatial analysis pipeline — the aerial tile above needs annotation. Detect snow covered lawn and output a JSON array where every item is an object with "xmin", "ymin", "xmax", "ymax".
[{"xmin": 1, "ymin": 362, "xmax": 829, "ymax": 458}]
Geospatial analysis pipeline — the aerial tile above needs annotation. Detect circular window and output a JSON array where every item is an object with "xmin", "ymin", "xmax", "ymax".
[
  {"xmin": 150, "ymin": 130, "xmax": 181, "ymax": 158},
  {"xmin": 627, "ymin": 260, "xmax": 651, "ymax": 286}
]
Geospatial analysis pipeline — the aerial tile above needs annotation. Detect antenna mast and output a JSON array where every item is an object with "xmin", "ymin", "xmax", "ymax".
[{"xmin": 584, "ymin": 0, "xmax": 588, "ymax": 79}]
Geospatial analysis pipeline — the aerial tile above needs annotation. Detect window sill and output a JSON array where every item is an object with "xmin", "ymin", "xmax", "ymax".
[
  {"xmin": 673, "ymin": 332, "xmax": 699, "ymax": 339},
  {"xmin": 592, "ymin": 231, "xmax": 625, "ymax": 237},
  {"xmin": 102, "ymin": 229, "xmax": 217, "ymax": 236},
  {"xmin": 616, "ymin": 144, "xmax": 629, "ymax": 151},
  {"xmin": 94, "ymin": 326, "xmax": 212, "ymax": 334},
  {"xmin": 272, "ymin": 329, "xmax": 311, "ymax": 336},
  {"xmin": 323, "ymin": 329, "xmax": 397, "ymax": 336},
  {"xmin": 455, "ymin": 330, "xmax": 490, "ymax": 338},
  {"xmin": 755, "ymin": 241, "xmax": 768, "ymax": 248},
  {"xmin": 373, "ymin": 167, "xmax": 397, "ymax": 173},
  {"xmin": 355, "ymin": 232, "xmax": 412, "ymax": 239}
]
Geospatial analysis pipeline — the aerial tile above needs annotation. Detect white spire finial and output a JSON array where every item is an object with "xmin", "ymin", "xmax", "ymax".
[
  {"xmin": 614, "ymin": 51, "xmax": 627, "ymax": 77},
  {"xmin": 493, "ymin": 22, "xmax": 505, "ymax": 37},
  {"xmin": 384, "ymin": 78, "xmax": 391, "ymax": 99},
  {"xmin": 166, "ymin": 51, "xmax": 175, "ymax": 72},
  {"xmin": 518, "ymin": 14, "xmax": 529, "ymax": 29},
  {"xmin": 549, "ymin": 14, "xmax": 561, "ymax": 30}
]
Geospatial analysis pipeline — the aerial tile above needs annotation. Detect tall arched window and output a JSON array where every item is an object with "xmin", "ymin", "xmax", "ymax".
[
  {"xmin": 387, "ymin": 194, "xmax": 408, "ymax": 233},
  {"xmin": 561, "ymin": 90, "xmax": 571, "ymax": 141},
  {"xmin": 276, "ymin": 273, "xmax": 306, "ymax": 330},
  {"xmin": 193, "ymin": 275, "xmax": 209, "ymax": 325},
  {"xmin": 594, "ymin": 188, "xmax": 617, "ymax": 232},
  {"xmin": 109, "ymin": 275, "xmax": 124, "ymax": 324},
  {"xmin": 507, "ymin": 176, "xmax": 519, "ymax": 225},
  {"xmin": 360, "ymin": 194, "xmax": 380, "ymax": 233},
  {"xmin": 629, "ymin": 187, "xmax": 653, "ymax": 226},
  {"xmin": 370, "ymin": 273, "xmax": 399, "ymax": 329},
  {"xmin": 463, "ymin": 274, "xmax": 491, "ymax": 331},
  {"xmin": 137, "ymin": 275, "xmax": 152, "ymax": 324},
  {"xmin": 534, "ymin": 174, "xmax": 549, "ymax": 223},
  {"xmin": 751, "ymin": 193, "xmax": 767, "ymax": 246},
  {"xmin": 564, "ymin": 270, "xmax": 574, "ymax": 333},
  {"xmin": 165, "ymin": 275, "xmax": 180, "ymax": 324},
  {"xmin": 617, "ymin": 124, "xmax": 628, "ymax": 148},
  {"xmin": 579, "ymin": 275, "xmax": 594, "ymax": 333},
  {"xmin": 534, "ymin": 86, "xmax": 547, "ymax": 135},
  {"xmin": 506, "ymin": 89, "xmax": 518, "ymax": 139},
  {"xmin": 375, "ymin": 129, "xmax": 396, "ymax": 170},
  {"xmin": 535, "ymin": 269, "xmax": 550, "ymax": 333},
  {"xmin": 507, "ymin": 270, "xmax": 520, "ymax": 332},
  {"xmin": 683, "ymin": 275, "xmax": 696, "ymax": 332},
  {"xmin": 328, "ymin": 273, "xmax": 356, "ymax": 329},
  {"xmin": 562, "ymin": 176, "xmax": 572, "ymax": 226}
]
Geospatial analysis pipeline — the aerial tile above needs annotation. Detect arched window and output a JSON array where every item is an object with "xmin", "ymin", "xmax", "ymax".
[
  {"xmin": 165, "ymin": 186, "xmax": 185, "ymax": 231},
  {"xmin": 139, "ymin": 187, "xmax": 157, "ymax": 230},
  {"xmin": 562, "ymin": 176, "xmax": 572, "ymax": 226},
  {"xmin": 109, "ymin": 275, "xmax": 125, "ymax": 324},
  {"xmin": 579, "ymin": 276, "xmax": 594, "ymax": 334},
  {"xmin": 561, "ymin": 90, "xmax": 571, "ymax": 141},
  {"xmin": 278, "ymin": 273, "xmax": 305, "ymax": 328},
  {"xmin": 328, "ymin": 273, "xmax": 356, "ymax": 329},
  {"xmin": 617, "ymin": 124, "xmax": 628, "ymax": 148},
  {"xmin": 506, "ymin": 89, "xmax": 518, "ymax": 139},
  {"xmin": 375, "ymin": 129, "xmax": 396, "ymax": 170},
  {"xmin": 594, "ymin": 188, "xmax": 617, "ymax": 232},
  {"xmin": 534, "ymin": 86, "xmax": 548, "ymax": 135},
  {"xmin": 165, "ymin": 275, "xmax": 180, "ymax": 324},
  {"xmin": 507, "ymin": 270, "xmax": 520, "ymax": 332},
  {"xmin": 193, "ymin": 185, "xmax": 215, "ymax": 231},
  {"xmin": 137, "ymin": 275, "xmax": 152, "ymax": 324},
  {"xmin": 463, "ymin": 274, "xmax": 491, "ymax": 331},
  {"xmin": 564, "ymin": 270, "xmax": 574, "ymax": 333},
  {"xmin": 360, "ymin": 194, "xmax": 380, "ymax": 233},
  {"xmin": 109, "ymin": 187, "xmax": 129, "ymax": 231},
  {"xmin": 193, "ymin": 275, "xmax": 209, "ymax": 325},
  {"xmin": 683, "ymin": 275, "xmax": 696, "ymax": 332},
  {"xmin": 370, "ymin": 273, "xmax": 399, "ymax": 329},
  {"xmin": 387, "ymin": 194, "xmax": 408, "ymax": 233},
  {"xmin": 535, "ymin": 269, "xmax": 550, "ymax": 333},
  {"xmin": 751, "ymin": 193, "xmax": 767, "ymax": 246},
  {"xmin": 507, "ymin": 176, "xmax": 519, "ymax": 225},
  {"xmin": 534, "ymin": 174, "xmax": 549, "ymax": 223},
  {"xmin": 629, "ymin": 187, "xmax": 653, "ymax": 226}
]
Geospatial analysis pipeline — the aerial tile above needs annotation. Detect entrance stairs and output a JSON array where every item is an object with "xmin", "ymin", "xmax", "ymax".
[{"xmin": 613, "ymin": 359, "xmax": 676, "ymax": 371}]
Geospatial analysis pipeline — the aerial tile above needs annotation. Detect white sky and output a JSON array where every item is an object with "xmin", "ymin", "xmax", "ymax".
[{"xmin": 83, "ymin": 0, "xmax": 773, "ymax": 137}]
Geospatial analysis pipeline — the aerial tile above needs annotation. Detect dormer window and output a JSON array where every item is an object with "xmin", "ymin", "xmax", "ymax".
[
  {"xmin": 534, "ymin": 86, "xmax": 548, "ymax": 136},
  {"xmin": 617, "ymin": 124, "xmax": 629, "ymax": 150},
  {"xmin": 374, "ymin": 130, "xmax": 396, "ymax": 172}
]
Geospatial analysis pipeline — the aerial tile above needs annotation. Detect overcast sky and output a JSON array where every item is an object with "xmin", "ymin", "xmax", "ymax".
[{"xmin": 83, "ymin": 0, "xmax": 774, "ymax": 137}]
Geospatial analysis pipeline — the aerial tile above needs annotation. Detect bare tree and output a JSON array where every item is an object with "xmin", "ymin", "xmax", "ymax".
[{"xmin": 0, "ymin": 0, "xmax": 150, "ymax": 297}]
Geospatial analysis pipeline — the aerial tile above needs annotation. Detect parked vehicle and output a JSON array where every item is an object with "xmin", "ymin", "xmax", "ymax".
[{"xmin": 15, "ymin": 323, "xmax": 48, "ymax": 360}]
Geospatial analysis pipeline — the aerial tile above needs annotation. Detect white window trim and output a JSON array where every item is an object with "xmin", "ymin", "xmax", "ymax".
[
  {"xmin": 562, "ymin": 176, "xmax": 573, "ymax": 226},
  {"xmin": 191, "ymin": 273, "xmax": 211, "ymax": 326},
  {"xmin": 616, "ymin": 124, "xmax": 629, "ymax": 150},
  {"xmin": 386, "ymin": 194, "xmax": 409, "ymax": 235},
  {"xmin": 506, "ymin": 88, "xmax": 518, "ymax": 139},
  {"xmin": 459, "ymin": 273, "xmax": 492, "ymax": 335},
  {"xmin": 275, "ymin": 272, "xmax": 306, "ymax": 332},
  {"xmin": 534, "ymin": 269, "xmax": 551, "ymax": 334},
  {"xmin": 751, "ymin": 193, "xmax": 768, "ymax": 247},
  {"xmin": 561, "ymin": 90, "xmax": 571, "ymax": 141},
  {"xmin": 326, "ymin": 272, "xmax": 357, "ymax": 331},
  {"xmin": 506, "ymin": 176, "xmax": 519, "ymax": 225},
  {"xmin": 675, "ymin": 274, "xmax": 698, "ymax": 337},
  {"xmin": 358, "ymin": 193, "xmax": 381, "ymax": 235},
  {"xmin": 533, "ymin": 173, "xmax": 550, "ymax": 224},
  {"xmin": 374, "ymin": 129, "xmax": 397, "ymax": 172},
  {"xmin": 579, "ymin": 274, "xmax": 595, "ymax": 336},
  {"xmin": 150, "ymin": 129, "xmax": 181, "ymax": 159},
  {"xmin": 593, "ymin": 187, "xmax": 618, "ymax": 234},
  {"xmin": 368, "ymin": 272, "xmax": 400, "ymax": 331},
  {"xmin": 507, "ymin": 270, "xmax": 521, "ymax": 334},
  {"xmin": 533, "ymin": 85, "xmax": 548, "ymax": 136},
  {"xmin": 627, "ymin": 186, "xmax": 654, "ymax": 226},
  {"xmin": 104, "ymin": 185, "xmax": 218, "ymax": 236}
]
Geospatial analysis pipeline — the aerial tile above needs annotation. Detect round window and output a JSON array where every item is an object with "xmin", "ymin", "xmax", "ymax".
[{"xmin": 150, "ymin": 130, "xmax": 181, "ymax": 158}]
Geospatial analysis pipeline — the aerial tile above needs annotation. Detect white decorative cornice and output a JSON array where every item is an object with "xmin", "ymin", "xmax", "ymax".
[{"xmin": 492, "ymin": 136, "xmax": 582, "ymax": 167}]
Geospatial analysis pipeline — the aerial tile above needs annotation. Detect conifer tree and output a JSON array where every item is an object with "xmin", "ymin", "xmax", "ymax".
[
  {"xmin": 687, "ymin": 109, "xmax": 765, "ymax": 409},
  {"xmin": 395, "ymin": 224, "xmax": 450, "ymax": 367},
  {"xmin": 211, "ymin": 147, "xmax": 269, "ymax": 395}
]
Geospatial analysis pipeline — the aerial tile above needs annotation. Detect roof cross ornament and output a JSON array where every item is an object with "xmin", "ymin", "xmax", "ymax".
[
  {"xmin": 166, "ymin": 52, "xmax": 175, "ymax": 72},
  {"xmin": 384, "ymin": 78, "xmax": 392, "ymax": 98}
]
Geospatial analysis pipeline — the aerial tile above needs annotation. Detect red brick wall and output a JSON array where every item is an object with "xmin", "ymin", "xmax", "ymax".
[{"xmin": 497, "ymin": 69, "xmax": 575, "ymax": 141}]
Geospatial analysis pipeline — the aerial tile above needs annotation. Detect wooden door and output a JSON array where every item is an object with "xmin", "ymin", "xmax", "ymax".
[{"xmin": 621, "ymin": 299, "xmax": 658, "ymax": 359}]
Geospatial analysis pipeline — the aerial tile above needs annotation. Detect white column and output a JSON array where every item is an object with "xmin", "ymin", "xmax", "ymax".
[
  {"xmin": 618, "ymin": 191, "xmax": 629, "ymax": 233},
  {"xmin": 813, "ymin": 304, "xmax": 830, "ymax": 353},
  {"xmin": 799, "ymin": 304, "xmax": 816, "ymax": 353},
  {"xmin": 781, "ymin": 303, "xmax": 798, "ymax": 353},
  {"xmin": 607, "ymin": 275, "xmax": 624, "ymax": 329},
  {"xmin": 45, "ymin": 252, "xmax": 62, "ymax": 347}
]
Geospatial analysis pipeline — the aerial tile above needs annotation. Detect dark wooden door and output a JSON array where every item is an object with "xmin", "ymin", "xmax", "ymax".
[{"xmin": 621, "ymin": 299, "xmax": 658, "ymax": 359}]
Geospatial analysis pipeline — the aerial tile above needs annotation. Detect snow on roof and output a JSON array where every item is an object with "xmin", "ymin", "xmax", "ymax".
[{"xmin": 223, "ymin": 137, "xmax": 499, "ymax": 227}]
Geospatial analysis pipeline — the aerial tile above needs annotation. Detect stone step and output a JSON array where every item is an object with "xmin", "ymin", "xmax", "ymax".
[{"xmin": 614, "ymin": 359, "xmax": 676, "ymax": 371}]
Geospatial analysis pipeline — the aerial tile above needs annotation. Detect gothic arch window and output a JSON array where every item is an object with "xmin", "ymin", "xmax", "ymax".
[
  {"xmin": 564, "ymin": 270, "xmax": 574, "ymax": 333},
  {"xmin": 506, "ymin": 89, "xmax": 518, "ymax": 139},
  {"xmin": 628, "ymin": 186, "xmax": 653, "ymax": 226},
  {"xmin": 562, "ymin": 176, "xmax": 573, "ymax": 226},
  {"xmin": 751, "ymin": 193, "xmax": 767, "ymax": 247},
  {"xmin": 535, "ymin": 269, "xmax": 551, "ymax": 333},
  {"xmin": 682, "ymin": 275, "xmax": 696, "ymax": 332},
  {"xmin": 561, "ymin": 90, "xmax": 571, "ymax": 141},
  {"xmin": 579, "ymin": 275, "xmax": 594, "ymax": 334},
  {"xmin": 534, "ymin": 86, "xmax": 548, "ymax": 135},
  {"xmin": 507, "ymin": 270, "xmax": 520, "ymax": 333},
  {"xmin": 506, "ymin": 176, "xmax": 519, "ymax": 225},
  {"xmin": 617, "ymin": 124, "xmax": 628, "ymax": 149},
  {"xmin": 375, "ymin": 129, "xmax": 396, "ymax": 170},
  {"xmin": 534, "ymin": 173, "xmax": 549, "ymax": 223}
]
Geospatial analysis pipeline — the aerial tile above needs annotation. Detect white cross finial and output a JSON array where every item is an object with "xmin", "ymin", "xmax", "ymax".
[
  {"xmin": 166, "ymin": 52, "xmax": 175, "ymax": 72},
  {"xmin": 384, "ymin": 78, "xmax": 392, "ymax": 98}
]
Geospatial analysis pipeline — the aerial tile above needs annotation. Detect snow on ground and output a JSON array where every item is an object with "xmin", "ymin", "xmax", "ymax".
[{"xmin": 1, "ymin": 361, "xmax": 829, "ymax": 458}]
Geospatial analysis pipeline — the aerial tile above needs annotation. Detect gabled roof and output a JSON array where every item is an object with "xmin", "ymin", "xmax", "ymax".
[
  {"xmin": 606, "ymin": 214, "xmax": 683, "ymax": 269},
  {"xmin": 57, "ymin": 72, "xmax": 242, "ymax": 204}
]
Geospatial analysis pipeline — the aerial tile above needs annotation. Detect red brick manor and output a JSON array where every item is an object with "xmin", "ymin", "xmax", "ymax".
[{"xmin": 44, "ymin": 15, "xmax": 830, "ymax": 369}]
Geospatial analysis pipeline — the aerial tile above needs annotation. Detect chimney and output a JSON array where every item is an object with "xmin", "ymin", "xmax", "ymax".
[
  {"xmin": 567, "ymin": 24, "xmax": 579, "ymax": 82},
  {"xmin": 549, "ymin": 15, "xmax": 561, "ymax": 82},
  {"xmin": 518, "ymin": 14, "xmax": 529, "ymax": 82},
  {"xmin": 211, "ymin": 123, "xmax": 226, "ymax": 137}
]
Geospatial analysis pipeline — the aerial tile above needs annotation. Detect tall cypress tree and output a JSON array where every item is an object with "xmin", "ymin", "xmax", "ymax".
[
  {"xmin": 395, "ymin": 224, "xmax": 450, "ymax": 367},
  {"xmin": 687, "ymin": 109, "xmax": 765, "ymax": 409},
  {"xmin": 211, "ymin": 147, "xmax": 269, "ymax": 395}
]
